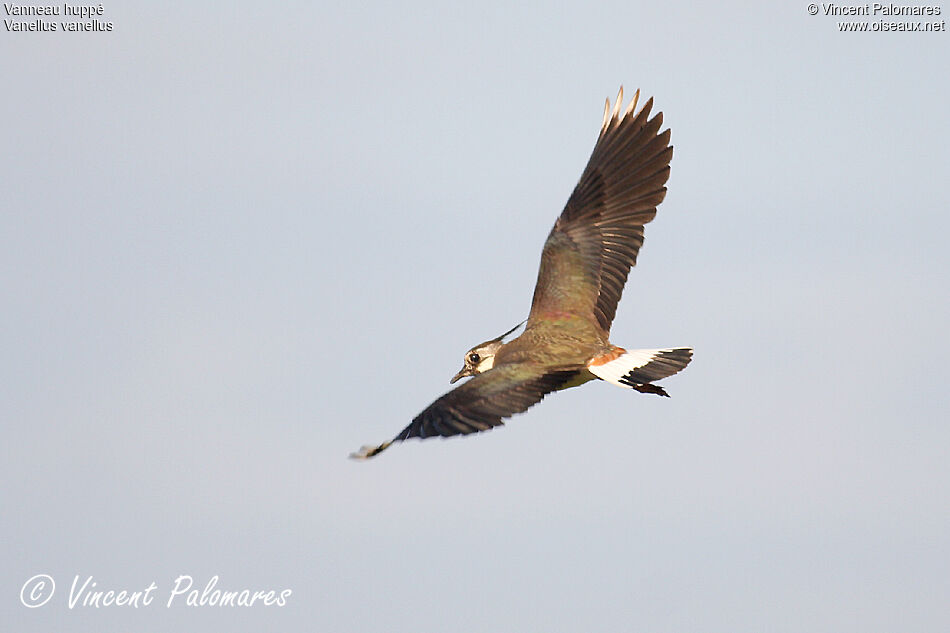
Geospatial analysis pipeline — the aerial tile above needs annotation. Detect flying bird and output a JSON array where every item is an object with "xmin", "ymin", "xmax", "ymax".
[{"xmin": 351, "ymin": 87, "xmax": 692, "ymax": 459}]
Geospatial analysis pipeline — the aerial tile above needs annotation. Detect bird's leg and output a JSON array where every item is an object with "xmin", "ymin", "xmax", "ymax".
[{"xmin": 632, "ymin": 383, "xmax": 669, "ymax": 397}]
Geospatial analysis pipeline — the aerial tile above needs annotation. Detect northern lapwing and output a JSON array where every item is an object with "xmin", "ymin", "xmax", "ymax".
[{"xmin": 351, "ymin": 88, "xmax": 692, "ymax": 459}]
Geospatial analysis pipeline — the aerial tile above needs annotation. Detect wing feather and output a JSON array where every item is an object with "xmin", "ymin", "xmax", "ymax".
[
  {"xmin": 528, "ymin": 91, "xmax": 673, "ymax": 335},
  {"xmin": 350, "ymin": 365, "xmax": 578, "ymax": 458}
]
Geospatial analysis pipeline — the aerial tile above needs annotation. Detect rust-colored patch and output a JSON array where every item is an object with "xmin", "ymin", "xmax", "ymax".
[{"xmin": 588, "ymin": 345, "xmax": 626, "ymax": 367}]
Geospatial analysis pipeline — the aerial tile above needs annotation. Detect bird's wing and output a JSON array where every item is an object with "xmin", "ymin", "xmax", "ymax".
[
  {"xmin": 527, "ymin": 88, "xmax": 673, "ymax": 336},
  {"xmin": 350, "ymin": 364, "xmax": 578, "ymax": 459}
]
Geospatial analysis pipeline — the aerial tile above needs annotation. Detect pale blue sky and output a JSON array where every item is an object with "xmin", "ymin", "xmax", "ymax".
[{"xmin": 3, "ymin": 2, "xmax": 948, "ymax": 632}]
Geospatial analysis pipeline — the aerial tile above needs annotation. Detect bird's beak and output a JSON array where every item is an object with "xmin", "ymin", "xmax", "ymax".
[{"xmin": 450, "ymin": 367, "xmax": 470, "ymax": 384}]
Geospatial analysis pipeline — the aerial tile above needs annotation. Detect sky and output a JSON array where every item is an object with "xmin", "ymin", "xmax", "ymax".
[{"xmin": 2, "ymin": 2, "xmax": 948, "ymax": 632}]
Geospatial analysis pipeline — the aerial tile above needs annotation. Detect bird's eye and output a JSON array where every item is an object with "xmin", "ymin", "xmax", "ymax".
[{"xmin": 468, "ymin": 352, "xmax": 480, "ymax": 364}]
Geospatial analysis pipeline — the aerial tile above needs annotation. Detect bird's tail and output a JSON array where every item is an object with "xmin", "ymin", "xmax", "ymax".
[{"xmin": 587, "ymin": 347, "xmax": 693, "ymax": 394}]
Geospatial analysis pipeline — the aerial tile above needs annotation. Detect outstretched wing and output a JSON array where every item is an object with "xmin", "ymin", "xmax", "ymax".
[
  {"xmin": 528, "ymin": 88, "xmax": 673, "ymax": 336},
  {"xmin": 350, "ymin": 364, "xmax": 578, "ymax": 459}
]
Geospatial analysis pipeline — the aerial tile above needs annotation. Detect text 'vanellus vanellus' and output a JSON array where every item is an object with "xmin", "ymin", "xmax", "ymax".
[{"xmin": 352, "ymin": 87, "xmax": 692, "ymax": 459}]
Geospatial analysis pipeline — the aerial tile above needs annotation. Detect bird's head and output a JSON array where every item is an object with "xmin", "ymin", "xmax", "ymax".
[
  {"xmin": 451, "ymin": 339, "xmax": 504, "ymax": 384},
  {"xmin": 450, "ymin": 320, "xmax": 526, "ymax": 384}
]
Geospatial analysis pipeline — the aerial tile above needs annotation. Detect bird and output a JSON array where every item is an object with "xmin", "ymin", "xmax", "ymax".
[{"xmin": 351, "ymin": 87, "xmax": 692, "ymax": 459}]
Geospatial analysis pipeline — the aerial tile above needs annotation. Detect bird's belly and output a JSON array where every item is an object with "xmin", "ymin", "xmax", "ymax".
[{"xmin": 557, "ymin": 370, "xmax": 597, "ymax": 391}]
